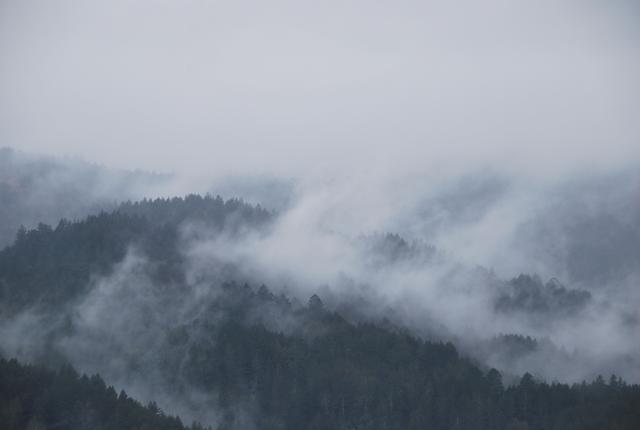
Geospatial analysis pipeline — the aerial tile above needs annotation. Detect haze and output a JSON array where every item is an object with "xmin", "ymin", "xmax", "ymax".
[
  {"xmin": 2, "ymin": 3, "xmax": 640, "ymax": 427},
  {"xmin": 1, "ymin": 0, "xmax": 639, "ymax": 180}
]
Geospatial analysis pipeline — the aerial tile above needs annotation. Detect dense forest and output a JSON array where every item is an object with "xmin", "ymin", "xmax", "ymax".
[
  {"xmin": 0, "ymin": 194, "xmax": 271, "ymax": 313},
  {"xmin": 0, "ymin": 357, "xmax": 208, "ymax": 430},
  {"xmin": 0, "ymin": 196, "xmax": 639, "ymax": 429}
]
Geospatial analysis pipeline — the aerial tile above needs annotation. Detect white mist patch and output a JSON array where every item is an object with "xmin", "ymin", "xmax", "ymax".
[{"xmin": 179, "ymin": 166, "xmax": 640, "ymax": 383}]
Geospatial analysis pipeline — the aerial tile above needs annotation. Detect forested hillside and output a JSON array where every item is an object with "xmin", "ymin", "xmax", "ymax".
[
  {"xmin": 0, "ymin": 194, "xmax": 271, "ymax": 313},
  {"xmin": 0, "ymin": 358, "xmax": 208, "ymax": 430},
  {"xmin": 0, "ymin": 199, "xmax": 639, "ymax": 429}
]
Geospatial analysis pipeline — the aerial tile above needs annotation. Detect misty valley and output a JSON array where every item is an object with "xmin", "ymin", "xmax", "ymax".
[
  {"xmin": 0, "ymin": 149, "xmax": 639, "ymax": 429},
  {"xmin": 2, "ymin": 1, "xmax": 640, "ymax": 428}
]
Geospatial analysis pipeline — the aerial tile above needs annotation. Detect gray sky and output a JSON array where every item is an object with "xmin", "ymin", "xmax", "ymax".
[
  {"xmin": 1, "ymin": 0, "xmax": 639, "ymax": 179},
  {"xmin": 2, "ymin": 0, "xmax": 640, "ymax": 390}
]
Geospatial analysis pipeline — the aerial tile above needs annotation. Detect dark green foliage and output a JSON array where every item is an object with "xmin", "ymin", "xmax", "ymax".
[
  {"xmin": 0, "ymin": 195, "xmax": 271, "ymax": 313},
  {"xmin": 173, "ymin": 285, "xmax": 640, "ymax": 430},
  {"xmin": 356, "ymin": 233, "xmax": 438, "ymax": 267},
  {"xmin": 0, "ymin": 214, "xmax": 148, "ymax": 312},
  {"xmin": 495, "ymin": 274, "xmax": 591, "ymax": 316},
  {"xmin": 0, "ymin": 357, "xmax": 208, "ymax": 430},
  {"xmin": 118, "ymin": 194, "xmax": 271, "ymax": 232},
  {"xmin": 1, "ymin": 206, "xmax": 640, "ymax": 429}
]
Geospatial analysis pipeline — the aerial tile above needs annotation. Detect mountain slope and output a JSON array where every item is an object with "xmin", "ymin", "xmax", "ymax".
[
  {"xmin": 0, "ymin": 357, "xmax": 208, "ymax": 430},
  {"xmin": 0, "ymin": 200, "xmax": 639, "ymax": 429}
]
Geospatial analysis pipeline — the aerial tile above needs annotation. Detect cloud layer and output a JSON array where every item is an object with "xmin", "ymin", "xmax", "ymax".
[{"xmin": 1, "ymin": 0, "xmax": 638, "ymax": 179}]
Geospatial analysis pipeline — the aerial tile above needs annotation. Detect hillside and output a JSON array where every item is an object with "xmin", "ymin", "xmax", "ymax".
[
  {"xmin": 0, "ymin": 201, "xmax": 639, "ymax": 429},
  {"xmin": 0, "ymin": 357, "xmax": 208, "ymax": 430}
]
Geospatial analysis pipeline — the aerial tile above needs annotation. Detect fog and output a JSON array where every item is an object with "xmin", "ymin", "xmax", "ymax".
[
  {"xmin": 1, "ymin": 0, "xmax": 640, "ymax": 426},
  {"xmin": 182, "ymin": 168, "xmax": 640, "ymax": 382},
  {"xmin": 1, "ymin": 0, "xmax": 639, "ymax": 178}
]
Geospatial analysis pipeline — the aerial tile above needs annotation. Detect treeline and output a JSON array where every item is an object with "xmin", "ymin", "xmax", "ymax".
[
  {"xmin": 0, "ymin": 194, "xmax": 271, "ymax": 313},
  {"xmin": 0, "ymin": 147, "xmax": 171, "ymax": 249},
  {"xmin": 0, "ymin": 357, "xmax": 209, "ymax": 430},
  {"xmin": 117, "ymin": 194, "xmax": 271, "ymax": 230},
  {"xmin": 0, "ymin": 199, "xmax": 639, "ymax": 429}
]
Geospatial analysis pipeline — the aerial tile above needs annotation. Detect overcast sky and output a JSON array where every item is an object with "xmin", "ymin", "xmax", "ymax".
[
  {"xmin": 1, "ymin": 0, "xmax": 639, "ymax": 180},
  {"xmin": 2, "ymin": 2, "xmax": 640, "ymax": 389}
]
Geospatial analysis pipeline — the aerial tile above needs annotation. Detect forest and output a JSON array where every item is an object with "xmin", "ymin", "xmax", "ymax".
[{"xmin": 0, "ymin": 195, "xmax": 639, "ymax": 429}]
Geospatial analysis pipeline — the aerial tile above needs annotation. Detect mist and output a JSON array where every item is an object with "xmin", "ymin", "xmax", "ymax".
[
  {"xmin": 1, "ymin": 0, "xmax": 638, "ymax": 178},
  {"xmin": 181, "ymin": 168, "xmax": 640, "ymax": 382},
  {"xmin": 1, "ymin": 0, "xmax": 640, "ymax": 427}
]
